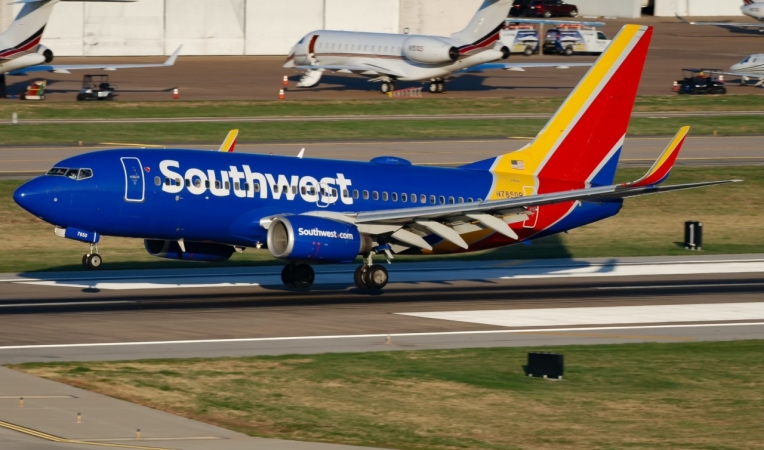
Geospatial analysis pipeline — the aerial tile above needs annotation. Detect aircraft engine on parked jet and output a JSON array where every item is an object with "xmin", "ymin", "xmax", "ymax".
[
  {"xmin": 37, "ymin": 45, "xmax": 54, "ymax": 63},
  {"xmin": 267, "ymin": 215, "xmax": 372, "ymax": 263},
  {"xmin": 144, "ymin": 240, "xmax": 234, "ymax": 262},
  {"xmin": 402, "ymin": 36, "xmax": 459, "ymax": 64}
]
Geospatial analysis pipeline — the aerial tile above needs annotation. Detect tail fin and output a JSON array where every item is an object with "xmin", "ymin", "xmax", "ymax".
[
  {"xmin": 450, "ymin": 0, "xmax": 513, "ymax": 48},
  {"xmin": 0, "ymin": 0, "xmax": 56, "ymax": 58},
  {"xmin": 625, "ymin": 127, "xmax": 689, "ymax": 187},
  {"xmin": 218, "ymin": 129, "xmax": 239, "ymax": 153},
  {"xmin": 479, "ymin": 25, "xmax": 653, "ymax": 190}
]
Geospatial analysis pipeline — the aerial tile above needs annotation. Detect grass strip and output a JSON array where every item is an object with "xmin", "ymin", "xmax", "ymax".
[
  {"xmin": 0, "ymin": 95, "xmax": 762, "ymax": 120},
  {"xmin": 1, "ymin": 116, "xmax": 763, "ymax": 146},
  {"xmin": 12, "ymin": 340, "xmax": 764, "ymax": 450},
  {"xmin": 1, "ymin": 166, "xmax": 761, "ymax": 273}
]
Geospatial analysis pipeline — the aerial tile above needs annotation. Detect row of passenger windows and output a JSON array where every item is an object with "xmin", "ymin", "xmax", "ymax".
[
  {"xmin": 47, "ymin": 167, "xmax": 93, "ymax": 180},
  {"xmin": 319, "ymin": 42, "xmax": 400, "ymax": 54},
  {"xmin": 157, "ymin": 176, "xmax": 480, "ymax": 204}
]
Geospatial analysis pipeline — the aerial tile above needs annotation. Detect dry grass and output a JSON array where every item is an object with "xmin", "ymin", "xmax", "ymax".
[{"xmin": 13, "ymin": 341, "xmax": 764, "ymax": 450}]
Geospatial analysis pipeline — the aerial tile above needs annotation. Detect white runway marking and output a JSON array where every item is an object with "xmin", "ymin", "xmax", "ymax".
[
  {"xmin": 17, "ymin": 280, "xmax": 261, "ymax": 290},
  {"xmin": 497, "ymin": 261, "xmax": 764, "ymax": 280},
  {"xmin": 399, "ymin": 302, "xmax": 764, "ymax": 328},
  {"xmin": 0, "ymin": 322, "xmax": 763, "ymax": 350}
]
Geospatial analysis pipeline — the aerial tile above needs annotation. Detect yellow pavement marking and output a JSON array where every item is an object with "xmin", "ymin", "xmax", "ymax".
[
  {"xmin": 100, "ymin": 143, "xmax": 166, "ymax": 148},
  {"xmin": 0, "ymin": 419, "xmax": 175, "ymax": 450}
]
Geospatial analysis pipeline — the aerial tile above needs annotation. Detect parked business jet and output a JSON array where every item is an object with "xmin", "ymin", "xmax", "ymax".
[
  {"xmin": 676, "ymin": 0, "xmax": 764, "ymax": 30},
  {"xmin": 284, "ymin": 0, "xmax": 591, "ymax": 93},
  {"xmin": 14, "ymin": 24, "xmax": 739, "ymax": 291},
  {"xmin": 696, "ymin": 53, "xmax": 764, "ymax": 86},
  {"xmin": 0, "ymin": 0, "xmax": 181, "ymax": 97}
]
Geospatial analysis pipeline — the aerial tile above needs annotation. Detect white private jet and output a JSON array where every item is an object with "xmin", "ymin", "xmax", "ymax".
[
  {"xmin": 696, "ymin": 54, "xmax": 764, "ymax": 86},
  {"xmin": 676, "ymin": 0, "xmax": 764, "ymax": 31},
  {"xmin": 1, "ymin": 0, "xmax": 182, "ymax": 97},
  {"xmin": 283, "ymin": 0, "xmax": 592, "ymax": 94}
]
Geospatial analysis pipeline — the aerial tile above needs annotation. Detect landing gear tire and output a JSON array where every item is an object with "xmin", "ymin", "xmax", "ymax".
[
  {"xmin": 436, "ymin": 82, "xmax": 445, "ymax": 93},
  {"xmin": 429, "ymin": 82, "xmax": 438, "ymax": 93},
  {"xmin": 281, "ymin": 263, "xmax": 314, "ymax": 289},
  {"xmin": 380, "ymin": 81, "xmax": 392, "ymax": 94},
  {"xmin": 354, "ymin": 265, "xmax": 370, "ymax": 289},
  {"xmin": 364, "ymin": 265, "xmax": 388, "ymax": 290},
  {"xmin": 84, "ymin": 253, "xmax": 102, "ymax": 270}
]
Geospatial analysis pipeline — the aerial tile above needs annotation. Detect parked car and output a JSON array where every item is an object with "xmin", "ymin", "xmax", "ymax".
[
  {"xmin": 510, "ymin": 0, "xmax": 533, "ymax": 16},
  {"xmin": 523, "ymin": 0, "xmax": 578, "ymax": 18}
]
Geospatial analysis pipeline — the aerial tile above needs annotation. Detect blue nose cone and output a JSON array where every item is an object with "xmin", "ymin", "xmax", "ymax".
[
  {"xmin": 13, "ymin": 184, "xmax": 30, "ymax": 211},
  {"xmin": 14, "ymin": 178, "xmax": 50, "ymax": 218}
]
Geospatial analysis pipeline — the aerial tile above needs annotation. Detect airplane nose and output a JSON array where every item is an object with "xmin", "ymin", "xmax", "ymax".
[
  {"xmin": 13, "ymin": 184, "xmax": 30, "ymax": 210},
  {"xmin": 13, "ymin": 178, "xmax": 50, "ymax": 217}
]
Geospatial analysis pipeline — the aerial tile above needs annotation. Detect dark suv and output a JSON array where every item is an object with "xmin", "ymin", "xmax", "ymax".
[{"xmin": 518, "ymin": 0, "xmax": 578, "ymax": 18}]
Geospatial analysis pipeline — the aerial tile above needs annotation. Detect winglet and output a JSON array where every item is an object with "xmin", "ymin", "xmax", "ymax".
[
  {"xmin": 625, "ymin": 126, "xmax": 689, "ymax": 187},
  {"xmin": 164, "ymin": 45, "xmax": 183, "ymax": 66},
  {"xmin": 218, "ymin": 129, "xmax": 239, "ymax": 153}
]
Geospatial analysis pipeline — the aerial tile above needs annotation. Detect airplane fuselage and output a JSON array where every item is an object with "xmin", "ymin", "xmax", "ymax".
[
  {"xmin": 284, "ymin": 30, "xmax": 505, "ymax": 81},
  {"xmin": 731, "ymin": 53, "xmax": 764, "ymax": 73},
  {"xmin": 15, "ymin": 149, "xmax": 621, "ymax": 255},
  {"xmin": 742, "ymin": 1, "xmax": 764, "ymax": 22}
]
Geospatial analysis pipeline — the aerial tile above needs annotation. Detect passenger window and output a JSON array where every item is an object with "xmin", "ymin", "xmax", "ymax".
[
  {"xmin": 176, "ymin": 178, "xmax": 181, "ymax": 186},
  {"xmin": 421, "ymin": 194, "xmax": 427, "ymax": 203},
  {"xmin": 225, "ymin": 181, "xmax": 230, "ymax": 190},
  {"xmin": 401, "ymin": 193, "xmax": 407, "ymax": 202},
  {"xmin": 353, "ymin": 189, "xmax": 359, "ymax": 199},
  {"xmin": 205, "ymin": 180, "xmax": 210, "ymax": 188},
  {"xmin": 301, "ymin": 186, "xmax": 307, "ymax": 195},
  {"xmin": 343, "ymin": 189, "xmax": 349, "ymax": 198},
  {"xmin": 154, "ymin": 176, "xmax": 161, "ymax": 186},
  {"xmin": 215, "ymin": 181, "xmax": 221, "ymax": 189},
  {"xmin": 332, "ymin": 188, "xmax": 337, "ymax": 197},
  {"xmin": 165, "ymin": 177, "xmax": 170, "ymax": 186},
  {"xmin": 294, "ymin": 186, "xmax": 299, "ymax": 195},
  {"xmin": 235, "ymin": 181, "xmax": 240, "ymax": 190},
  {"xmin": 467, "ymin": 198, "xmax": 473, "ymax": 202},
  {"xmin": 429, "ymin": 195, "xmax": 436, "ymax": 204},
  {"xmin": 254, "ymin": 183, "xmax": 260, "ymax": 192},
  {"xmin": 373, "ymin": 191, "xmax": 379, "ymax": 200},
  {"xmin": 477, "ymin": 198, "xmax": 483, "ymax": 202},
  {"xmin": 244, "ymin": 183, "xmax": 249, "ymax": 191},
  {"xmin": 196, "ymin": 179, "xmax": 202, "ymax": 188},
  {"xmin": 78, "ymin": 169, "xmax": 93, "ymax": 180},
  {"xmin": 363, "ymin": 190, "xmax": 369, "ymax": 200},
  {"xmin": 458, "ymin": 197, "xmax": 464, "ymax": 203},
  {"xmin": 412, "ymin": 194, "xmax": 418, "ymax": 203},
  {"xmin": 448, "ymin": 196, "xmax": 455, "ymax": 204},
  {"xmin": 392, "ymin": 193, "xmax": 398, "ymax": 202},
  {"xmin": 186, "ymin": 179, "xmax": 191, "ymax": 187},
  {"xmin": 439, "ymin": 196, "xmax": 445, "ymax": 205},
  {"xmin": 382, "ymin": 192, "xmax": 389, "ymax": 201}
]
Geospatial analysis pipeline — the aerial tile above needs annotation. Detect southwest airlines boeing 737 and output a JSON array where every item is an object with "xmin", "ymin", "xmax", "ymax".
[
  {"xmin": 284, "ymin": 0, "xmax": 591, "ymax": 93},
  {"xmin": 14, "ymin": 24, "xmax": 739, "ymax": 291}
]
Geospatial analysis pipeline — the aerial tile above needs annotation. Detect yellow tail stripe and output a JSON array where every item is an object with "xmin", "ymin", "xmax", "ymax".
[{"xmin": 218, "ymin": 129, "xmax": 239, "ymax": 152}]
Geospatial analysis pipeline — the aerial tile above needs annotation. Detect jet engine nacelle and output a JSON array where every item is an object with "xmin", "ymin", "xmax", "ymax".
[
  {"xmin": 0, "ymin": 52, "xmax": 46, "ymax": 74},
  {"xmin": 144, "ymin": 239, "xmax": 234, "ymax": 262},
  {"xmin": 267, "ymin": 215, "xmax": 372, "ymax": 263},
  {"xmin": 37, "ymin": 45, "xmax": 54, "ymax": 63},
  {"xmin": 402, "ymin": 36, "xmax": 459, "ymax": 64}
]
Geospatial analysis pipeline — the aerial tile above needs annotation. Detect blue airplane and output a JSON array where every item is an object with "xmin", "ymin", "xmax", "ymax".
[{"xmin": 13, "ymin": 25, "xmax": 738, "ymax": 291}]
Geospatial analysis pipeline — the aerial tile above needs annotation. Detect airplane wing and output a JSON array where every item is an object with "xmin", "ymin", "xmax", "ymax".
[
  {"xmin": 675, "ymin": 14, "xmax": 764, "ymax": 28},
  {"xmin": 314, "ymin": 128, "xmax": 740, "ymax": 250},
  {"xmin": 460, "ymin": 62, "xmax": 593, "ymax": 73},
  {"xmin": 9, "ymin": 46, "xmax": 182, "ymax": 75},
  {"xmin": 294, "ymin": 64, "xmax": 406, "ymax": 78},
  {"xmin": 704, "ymin": 70, "xmax": 764, "ymax": 80}
]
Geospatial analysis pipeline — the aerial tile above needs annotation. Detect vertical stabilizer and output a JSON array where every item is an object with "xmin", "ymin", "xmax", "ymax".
[
  {"xmin": 0, "ymin": 0, "xmax": 57, "ymax": 58},
  {"xmin": 487, "ymin": 25, "xmax": 653, "ymax": 190},
  {"xmin": 450, "ymin": 0, "xmax": 513, "ymax": 46}
]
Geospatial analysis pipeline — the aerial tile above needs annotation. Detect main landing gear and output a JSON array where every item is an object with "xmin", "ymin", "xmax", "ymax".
[
  {"xmin": 428, "ymin": 80, "xmax": 446, "ymax": 94},
  {"xmin": 82, "ymin": 243, "xmax": 102, "ymax": 270},
  {"xmin": 380, "ymin": 80, "xmax": 397, "ymax": 94},
  {"xmin": 279, "ymin": 255, "xmax": 389, "ymax": 291}
]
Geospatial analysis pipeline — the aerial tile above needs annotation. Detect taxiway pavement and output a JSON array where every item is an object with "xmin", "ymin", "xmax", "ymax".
[{"xmin": 1, "ymin": 135, "xmax": 761, "ymax": 176}]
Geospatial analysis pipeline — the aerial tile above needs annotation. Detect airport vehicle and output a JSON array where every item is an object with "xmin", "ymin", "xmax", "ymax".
[
  {"xmin": 523, "ymin": 0, "xmax": 579, "ymax": 18},
  {"xmin": 77, "ymin": 75, "xmax": 116, "ymax": 101},
  {"xmin": 284, "ymin": 0, "xmax": 591, "ymax": 93},
  {"xmin": 20, "ymin": 79, "xmax": 46, "ymax": 100},
  {"xmin": 544, "ymin": 23, "xmax": 610, "ymax": 55},
  {"xmin": 0, "ymin": 0, "xmax": 181, "ymax": 98},
  {"xmin": 673, "ymin": 69, "xmax": 727, "ymax": 94},
  {"xmin": 676, "ymin": 0, "xmax": 764, "ymax": 30},
  {"xmin": 500, "ymin": 24, "xmax": 540, "ymax": 56},
  {"xmin": 683, "ymin": 54, "xmax": 764, "ymax": 87},
  {"xmin": 14, "ymin": 25, "xmax": 738, "ymax": 290}
]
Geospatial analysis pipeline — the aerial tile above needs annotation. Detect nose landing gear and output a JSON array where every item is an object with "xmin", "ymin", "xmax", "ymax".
[{"xmin": 82, "ymin": 243, "xmax": 102, "ymax": 270}]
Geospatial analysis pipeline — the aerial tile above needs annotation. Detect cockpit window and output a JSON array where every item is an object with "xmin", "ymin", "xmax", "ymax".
[
  {"xmin": 47, "ymin": 167, "xmax": 93, "ymax": 180},
  {"xmin": 47, "ymin": 167, "xmax": 68, "ymax": 176},
  {"xmin": 742, "ymin": 56, "xmax": 750, "ymax": 64}
]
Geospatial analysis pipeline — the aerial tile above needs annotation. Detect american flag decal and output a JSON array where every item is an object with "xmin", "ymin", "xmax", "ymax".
[{"xmin": 511, "ymin": 160, "xmax": 525, "ymax": 170}]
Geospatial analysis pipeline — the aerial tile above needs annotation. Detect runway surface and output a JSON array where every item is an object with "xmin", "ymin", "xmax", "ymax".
[
  {"xmin": 0, "ymin": 255, "xmax": 762, "ymax": 365},
  {"xmin": 1, "ymin": 135, "xmax": 761, "ymax": 176},
  {"xmin": 3, "ymin": 17, "xmax": 762, "ymax": 101}
]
